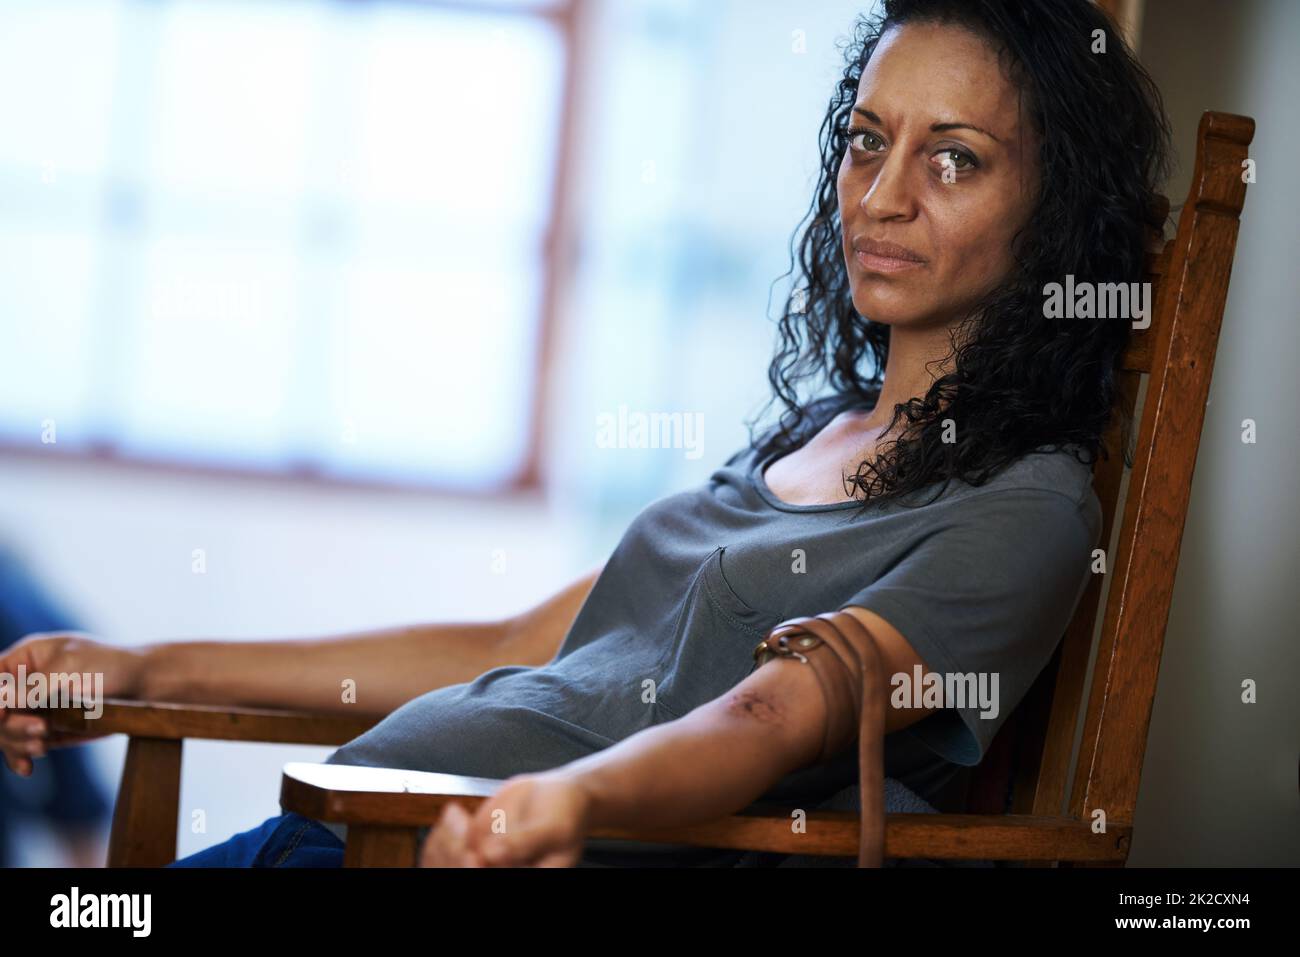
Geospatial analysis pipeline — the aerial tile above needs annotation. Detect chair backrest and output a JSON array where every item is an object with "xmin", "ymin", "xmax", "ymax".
[{"xmin": 961, "ymin": 111, "xmax": 1256, "ymax": 827}]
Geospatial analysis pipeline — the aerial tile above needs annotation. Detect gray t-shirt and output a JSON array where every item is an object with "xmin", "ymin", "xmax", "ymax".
[{"xmin": 310, "ymin": 393, "xmax": 1102, "ymax": 863}]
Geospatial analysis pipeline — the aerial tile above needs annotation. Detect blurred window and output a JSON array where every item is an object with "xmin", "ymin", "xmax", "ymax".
[{"xmin": 0, "ymin": 0, "xmax": 569, "ymax": 490}]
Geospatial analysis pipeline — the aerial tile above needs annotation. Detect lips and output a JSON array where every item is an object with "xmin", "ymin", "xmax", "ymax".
[
  {"xmin": 851, "ymin": 236, "xmax": 927, "ymax": 275},
  {"xmin": 852, "ymin": 237, "xmax": 927, "ymax": 262}
]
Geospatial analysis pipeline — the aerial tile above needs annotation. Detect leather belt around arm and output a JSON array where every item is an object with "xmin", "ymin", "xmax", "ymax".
[{"xmin": 752, "ymin": 611, "xmax": 886, "ymax": 867}]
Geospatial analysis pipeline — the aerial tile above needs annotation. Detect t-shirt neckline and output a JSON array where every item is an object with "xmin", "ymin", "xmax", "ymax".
[{"xmin": 749, "ymin": 395, "xmax": 878, "ymax": 513}]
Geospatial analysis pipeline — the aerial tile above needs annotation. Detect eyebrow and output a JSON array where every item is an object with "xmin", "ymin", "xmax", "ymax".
[{"xmin": 852, "ymin": 107, "xmax": 1002, "ymax": 143}]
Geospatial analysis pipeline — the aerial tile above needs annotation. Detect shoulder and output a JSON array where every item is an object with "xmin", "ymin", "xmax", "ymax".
[
  {"xmin": 977, "ymin": 444, "xmax": 1096, "ymax": 508},
  {"xmin": 944, "ymin": 445, "xmax": 1103, "ymax": 551}
]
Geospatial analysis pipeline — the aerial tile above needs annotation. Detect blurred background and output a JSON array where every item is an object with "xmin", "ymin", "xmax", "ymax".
[{"xmin": 0, "ymin": 0, "xmax": 1295, "ymax": 866}]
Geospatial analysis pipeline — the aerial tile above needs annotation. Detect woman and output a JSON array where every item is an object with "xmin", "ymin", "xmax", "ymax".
[{"xmin": 0, "ymin": 0, "xmax": 1171, "ymax": 868}]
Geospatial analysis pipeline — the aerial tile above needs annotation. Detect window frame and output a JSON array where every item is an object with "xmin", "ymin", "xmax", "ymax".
[{"xmin": 0, "ymin": 0, "xmax": 586, "ymax": 501}]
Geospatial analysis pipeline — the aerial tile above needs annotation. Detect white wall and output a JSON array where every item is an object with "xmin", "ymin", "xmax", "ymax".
[{"xmin": 1130, "ymin": 0, "xmax": 1300, "ymax": 865}]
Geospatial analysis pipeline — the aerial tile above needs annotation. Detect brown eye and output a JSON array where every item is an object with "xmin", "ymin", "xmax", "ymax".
[
  {"xmin": 846, "ymin": 128, "xmax": 885, "ymax": 154},
  {"xmin": 936, "ymin": 147, "xmax": 977, "ymax": 171}
]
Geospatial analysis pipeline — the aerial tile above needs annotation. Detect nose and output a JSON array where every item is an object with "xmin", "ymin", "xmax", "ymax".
[{"xmin": 860, "ymin": 149, "xmax": 917, "ymax": 222}]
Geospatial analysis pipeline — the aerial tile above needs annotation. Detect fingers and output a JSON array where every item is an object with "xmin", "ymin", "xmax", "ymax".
[
  {"xmin": 465, "ymin": 798, "xmax": 578, "ymax": 868},
  {"xmin": 419, "ymin": 800, "xmax": 535, "ymax": 868},
  {"xmin": 464, "ymin": 789, "xmax": 544, "ymax": 867},
  {"xmin": 0, "ymin": 712, "xmax": 49, "ymax": 776},
  {"xmin": 418, "ymin": 782, "xmax": 584, "ymax": 868},
  {"xmin": 1, "ymin": 713, "xmax": 47, "ymax": 736},
  {"xmin": 534, "ymin": 848, "xmax": 582, "ymax": 868},
  {"xmin": 419, "ymin": 803, "xmax": 486, "ymax": 868},
  {"xmin": 4, "ymin": 757, "xmax": 33, "ymax": 777},
  {"xmin": 0, "ymin": 737, "xmax": 37, "ymax": 776},
  {"xmin": 475, "ymin": 818, "xmax": 549, "ymax": 867}
]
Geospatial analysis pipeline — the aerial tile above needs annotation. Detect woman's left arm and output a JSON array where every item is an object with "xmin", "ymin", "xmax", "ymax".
[{"xmin": 420, "ymin": 605, "xmax": 936, "ymax": 867}]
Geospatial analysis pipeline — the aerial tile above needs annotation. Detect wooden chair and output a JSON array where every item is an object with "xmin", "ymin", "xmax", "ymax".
[{"xmin": 47, "ymin": 110, "xmax": 1254, "ymax": 868}]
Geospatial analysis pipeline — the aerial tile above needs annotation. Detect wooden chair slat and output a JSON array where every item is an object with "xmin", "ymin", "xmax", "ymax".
[
  {"xmin": 1068, "ymin": 111, "xmax": 1253, "ymax": 822},
  {"xmin": 48, "ymin": 699, "xmax": 383, "ymax": 746}
]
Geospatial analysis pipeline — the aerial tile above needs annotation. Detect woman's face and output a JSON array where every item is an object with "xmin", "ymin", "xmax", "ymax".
[{"xmin": 837, "ymin": 20, "xmax": 1041, "ymax": 328}]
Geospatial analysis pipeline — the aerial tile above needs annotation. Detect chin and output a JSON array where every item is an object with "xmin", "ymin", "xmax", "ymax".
[{"xmin": 852, "ymin": 289, "xmax": 932, "ymax": 326}]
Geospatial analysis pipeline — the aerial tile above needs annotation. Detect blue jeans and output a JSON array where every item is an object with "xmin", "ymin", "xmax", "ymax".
[{"xmin": 167, "ymin": 812, "xmax": 345, "ymax": 867}]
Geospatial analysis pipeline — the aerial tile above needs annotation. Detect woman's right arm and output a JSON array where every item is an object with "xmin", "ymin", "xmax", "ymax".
[
  {"xmin": 138, "ymin": 561, "xmax": 604, "ymax": 713},
  {"xmin": 0, "ymin": 563, "xmax": 603, "ymax": 775}
]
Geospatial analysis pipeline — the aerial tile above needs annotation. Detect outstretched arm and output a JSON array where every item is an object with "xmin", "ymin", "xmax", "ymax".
[
  {"xmin": 420, "ymin": 605, "xmax": 937, "ymax": 867},
  {"xmin": 1, "ymin": 563, "xmax": 604, "ymax": 776}
]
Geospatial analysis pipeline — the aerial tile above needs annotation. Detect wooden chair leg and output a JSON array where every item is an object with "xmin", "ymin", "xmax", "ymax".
[
  {"xmin": 343, "ymin": 825, "xmax": 419, "ymax": 867},
  {"xmin": 107, "ymin": 736, "xmax": 182, "ymax": 867}
]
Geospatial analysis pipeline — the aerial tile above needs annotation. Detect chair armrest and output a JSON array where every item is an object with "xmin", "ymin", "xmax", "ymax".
[
  {"xmin": 280, "ymin": 763, "xmax": 1131, "ymax": 862},
  {"xmin": 46, "ymin": 698, "xmax": 384, "ymax": 746},
  {"xmin": 35, "ymin": 702, "xmax": 384, "ymax": 866}
]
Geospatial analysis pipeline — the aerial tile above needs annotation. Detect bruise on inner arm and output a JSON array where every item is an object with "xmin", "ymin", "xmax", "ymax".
[
  {"xmin": 724, "ymin": 687, "xmax": 785, "ymax": 724},
  {"xmin": 717, "ymin": 656, "xmax": 829, "ymax": 768}
]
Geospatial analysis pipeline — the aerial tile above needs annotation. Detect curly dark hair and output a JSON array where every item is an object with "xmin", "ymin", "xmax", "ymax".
[{"xmin": 749, "ymin": 0, "xmax": 1173, "ymax": 511}]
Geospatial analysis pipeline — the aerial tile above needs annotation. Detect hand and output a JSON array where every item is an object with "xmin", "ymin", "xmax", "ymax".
[
  {"xmin": 0, "ymin": 631, "xmax": 143, "ymax": 777},
  {"xmin": 418, "ymin": 772, "xmax": 593, "ymax": 868}
]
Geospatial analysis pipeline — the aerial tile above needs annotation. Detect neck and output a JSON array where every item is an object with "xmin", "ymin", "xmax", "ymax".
[{"xmin": 857, "ymin": 323, "xmax": 957, "ymax": 433}]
